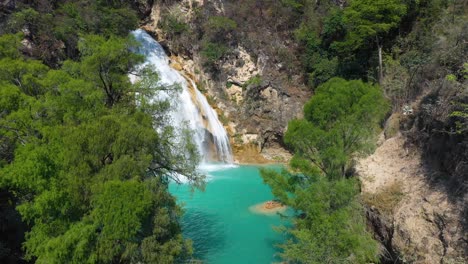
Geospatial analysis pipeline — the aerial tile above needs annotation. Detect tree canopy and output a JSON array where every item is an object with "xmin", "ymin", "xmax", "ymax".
[
  {"xmin": 0, "ymin": 32, "xmax": 202, "ymax": 263},
  {"xmin": 261, "ymin": 78, "xmax": 388, "ymax": 263},
  {"xmin": 285, "ymin": 77, "xmax": 388, "ymax": 179},
  {"xmin": 333, "ymin": 0, "xmax": 407, "ymax": 54}
]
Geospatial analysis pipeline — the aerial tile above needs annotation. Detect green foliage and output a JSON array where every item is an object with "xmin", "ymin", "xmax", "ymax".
[
  {"xmin": 202, "ymin": 16, "xmax": 237, "ymax": 44},
  {"xmin": 280, "ymin": 0, "xmax": 304, "ymax": 11},
  {"xmin": 285, "ymin": 179, "xmax": 379, "ymax": 264},
  {"xmin": 7, "ymin": 8, "xmax": 43, "ymax": 33},
  {"xmin": 201, "ymin": 41, "xmax": 228, "ymax": 65},
  {"xmin": 98, "ymin": 7, "xmax": 139, "ymax": 37},
  {"xmin": 54, "ymin": 1, "xmax": 138, "ymax": 38},
  {"xmin": 381, "ymin": 56, "xmax": 411, "ymax": 108},
  {"xmin": 218, "ymin": 112, "xmax": 229, "ymax": 126},
  {"xmin": 200, "ymin": 16, "xmax": 237, "ymax": 68},
  {"xmin": 0, "ymin": 1, "xmax": 205, "ymax": 262},
  {"xmin": 289, "ymin": 0, "xmax": 410, "ymax": 85},
  {"xmin": 0, "ymin": 57, "xmax": 49, "ymax": 97},
  {"xmin": 5, "ymin": 1, "xmax": 138, "ymax": 65},
  {"xmin": 333, "ymin": 0, "xmax": 407, "ymax": 54},
  {"xmin": 77, "ymin": 34, "xmax": 143, "ymax": 107},
  {"xmin": 0, "ymin": 34, "xmax": 202, "ymax": 263},
  {"xmin": 161, "ymin": 10, "xmax": 189, "ymax": 35},
  {"xmin": 308, "ymin": 56, "xmax": 338, "ymax": 87},
  {"xmin": 91, "ymin": 181, "xmax": 152, "ymax": 261},
  {"xmin": 322, "ymin": 8, "xmax": 346, "ymax": 46},
  {"xmin": 261, "ymin": 169, "xmax": 379, "ymax": 263},
  {"xmin": 292, "ymin": 6, "xmax": 343, "ymax": 87},
  {"xmin": 205, "ymin": 16, "xmax": 237, "ymax": 33},
  {"xmin": 0, "ymin": 34, "xmax": 22, "ymax": 59},
  {"xmin": 286, "ymin": 78, "xmax": 388, "ymax": 179},
  {"xmin": 450, "ymin": 102, "xmax": 468, "ymax": 133},
  {"xmin": 294, "ymin": 17, "xmax": 321, "ymax": 71},
  {"xmin": 446, "ymin": 74, "xmax": 457, "ymax": 82},
  {"xmin": 463, "ymin": 63, "xmax": 468, "ymax": 79},
  {"xmin": 243, "ymin": 75, "xmax": 262, "ymax": 88},
  {"xmin": 261, "ymin": 77, "xmax": 386, "ymax": 263}
]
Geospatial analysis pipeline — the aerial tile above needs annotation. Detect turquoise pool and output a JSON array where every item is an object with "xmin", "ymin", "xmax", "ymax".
[{"xmin": 169, "ymin": 164, "xmax": 288, "ymax": 264}]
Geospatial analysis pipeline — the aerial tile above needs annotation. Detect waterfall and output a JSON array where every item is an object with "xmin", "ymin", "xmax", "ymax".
[{"xmin": 131, "ymin": 29, "xmax": 233, "ymax": 163}]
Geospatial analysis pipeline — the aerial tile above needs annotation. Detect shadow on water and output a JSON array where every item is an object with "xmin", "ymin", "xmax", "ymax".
[
  {"xmin": 181, "ymin": 209, "xmax": 226, "ymax": 260},
  {"xmin": 265, "ymin": 235, "xmax": 285, "ymax": 262}
]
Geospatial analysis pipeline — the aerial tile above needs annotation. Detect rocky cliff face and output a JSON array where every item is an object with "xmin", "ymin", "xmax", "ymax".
[
  {"xmin": 357, "ymin": 134, "xmax": 467, "ymax": 263},
  {"xmin": 140, "ymin": 0, "xmax": 310, "ymax": 163}
]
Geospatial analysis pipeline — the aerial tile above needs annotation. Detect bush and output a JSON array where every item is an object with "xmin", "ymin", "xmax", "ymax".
[
  {"xmin": 308, "ymin": 56, "xmax": 338, "ymax": 88},
  {"xmin": 205, "ymin": 16, "xmax": 237, "ymax": 33},
  {"xmin": 243, "ymin": 75, "xmax": 262, "ymax": 88},
  {"xmin": 201, "ymin": 41, "xmax": 228, "ymax": 65},
  {"xmin": 161, "ymin": 8, "xmax": 188, "ymax": 35},
  {"xmin": 261, "ymin": 169, "xmax": 380, "ymax": 263},
  {"xmin": 200, "ymin": 16, "xmax": 237, "ymax": 68}
]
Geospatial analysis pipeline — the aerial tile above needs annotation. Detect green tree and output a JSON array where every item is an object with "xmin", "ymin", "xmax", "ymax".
[
  {"xmin": 261, "ymin": 78, "xmax": 387, "ymax": 263},
  {"xmin": 0, "ymin": 35, "xmax": 202, "ymax": 263},
  {"xmin": 0, "ymin": 33, "xmax": 22, "ymax": 59},
  {"xmin": 285, "ymin": 78, "xmax": 388, "ymax": 179},
  {"xmin": 77, "ymin": 35, "xmax": 143, "ymax": 107},
  {"xmin": 262, "ymin": 169, "xmax": 379, "ymax": 263},
  {"xmin": 333, "ymin": 0, "xmax": 407, "ymax": 83}
]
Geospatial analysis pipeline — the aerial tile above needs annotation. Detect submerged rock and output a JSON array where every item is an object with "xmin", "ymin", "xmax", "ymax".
[{"xmin": 249, "ymin": 200, "xmax": 287, "ymax": 215}]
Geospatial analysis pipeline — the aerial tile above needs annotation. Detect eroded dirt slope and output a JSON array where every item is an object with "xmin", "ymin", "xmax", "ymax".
[{"xmin": 357, "ymin": 135, "xmax": 467, "ymax": 263}]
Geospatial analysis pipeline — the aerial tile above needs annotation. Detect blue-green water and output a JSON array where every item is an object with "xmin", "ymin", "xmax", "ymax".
[{"xmin": 169, "ymin": 164, "xmax": 287, "ymax": 264}]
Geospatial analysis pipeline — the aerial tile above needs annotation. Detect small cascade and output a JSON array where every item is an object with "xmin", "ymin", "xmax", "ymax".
[{"xmin": 131, "ymin": 29, "xmax": 233, "ymax": 163}]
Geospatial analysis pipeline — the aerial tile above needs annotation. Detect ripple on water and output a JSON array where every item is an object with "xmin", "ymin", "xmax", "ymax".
[{"xmin": 182, "ymin": 210, "xmax": 226, "ymax": 260}]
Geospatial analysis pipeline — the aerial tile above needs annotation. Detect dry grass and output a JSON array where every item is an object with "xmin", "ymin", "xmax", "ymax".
[{"xmin": 362, "ymin": 181, "xmax": 405, "ymax": 216}]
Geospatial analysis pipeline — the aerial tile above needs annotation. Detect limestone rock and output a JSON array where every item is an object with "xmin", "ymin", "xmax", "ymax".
[
  {"xmin": 357, "ymin": 136, "xmax": 467, "ymax": 263},
  {"xmin": 226, "ymin": 84, "xmax": 243, "ymax": 104}
]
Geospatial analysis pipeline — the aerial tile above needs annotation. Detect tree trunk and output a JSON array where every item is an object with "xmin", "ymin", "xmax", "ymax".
[{"xmin": 377, "ymin": 40, "xmax": 383, "ymax": 85}]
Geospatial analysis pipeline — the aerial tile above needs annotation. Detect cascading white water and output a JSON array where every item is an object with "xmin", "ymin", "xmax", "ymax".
[{"xmin": 131, "ymin": 29, "xmax": 233, "ymax": 163}]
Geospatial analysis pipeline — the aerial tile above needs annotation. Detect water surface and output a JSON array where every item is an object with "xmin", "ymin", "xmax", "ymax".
[{"xmin": 170, "ymin": 164, "xmax": 287, "ymax": 264}]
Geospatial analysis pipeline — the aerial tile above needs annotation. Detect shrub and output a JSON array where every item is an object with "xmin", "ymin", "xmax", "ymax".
[
  {"xmin": 205, "ymin": 16, "xmax": 237, "ymax": 34},
  {"xmin": 243, "ymin": 75, "xmax": 262, "ymax": 88},
  {"xmin": 201, "ymin": 41, "xmax": 227, "ymax": 65},
  {"xmin": 161, "ymin": 9, "xmax": 188, "ymax": 35}
]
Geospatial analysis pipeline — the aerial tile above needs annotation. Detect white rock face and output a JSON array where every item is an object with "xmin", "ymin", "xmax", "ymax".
[
  {"xmin": 226, "ymin": 84, "xmax": 243, "ymax": 104},
  {"xmin": 242, "ymin": 133, "xmax": 258, "ymax": 144},
  {"xmin": 224, "ymin": 46, "xmax": 260, "ymax": 84},
  {"xmin": 222, "ymin": 46, "xmax": 264, "ymax": 106},
  {"xmin": 260, "ymin": 86, "xmax": 278, "ymax": 101}
]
